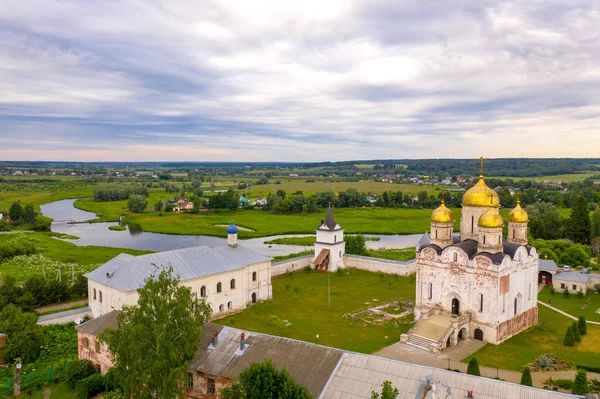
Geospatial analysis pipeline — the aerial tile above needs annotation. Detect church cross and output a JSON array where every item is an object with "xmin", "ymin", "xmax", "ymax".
[
  {"xmin": 440, "ymin": 192, "xmax": 446, "ymax": 203},
  {"xmin": 488, "ymin": 192, "xmax": 495, "ymax": 206},
  {"xmin": 478, "ymin": 156, "xmax": 486, "ymax": 177},
  {"xmin": 515, "ymin": 191, "xmax": 522, "ymax": 204}
]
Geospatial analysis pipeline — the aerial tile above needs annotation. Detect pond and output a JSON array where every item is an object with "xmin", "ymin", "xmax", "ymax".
[{"xmin": 41, "ymin": 200, "xmax": 424, "ymax": 256}]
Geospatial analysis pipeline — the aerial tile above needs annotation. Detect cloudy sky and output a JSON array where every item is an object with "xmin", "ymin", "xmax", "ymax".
[{"xmin": 1, "ymin": 1, "xmax": 599, "ymax": 162}]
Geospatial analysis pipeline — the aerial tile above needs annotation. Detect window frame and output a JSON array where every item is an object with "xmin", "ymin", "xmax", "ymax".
[
  {"xmin": 186, "ymin": 373, "xmax": 194, "ymax": 389},
  {"xmin": 207, "ymin": 378, "xmax": 216, "ymax": 395},
  {"xmin": 216, "ymin": 282, "xmax": 222, "ymax": 293},
  {"xmin": 252, "ymin": 271, "xmax": 257, "ymax": 282},
  {"xmin": 230, "ymin": 279, "xmax": 235, "ymax": 290}
]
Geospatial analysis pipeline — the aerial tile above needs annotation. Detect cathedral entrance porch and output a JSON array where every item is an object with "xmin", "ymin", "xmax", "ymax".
[{"xmin": 401, "ymin": 313, "xmax": 470, "ymax": 354}]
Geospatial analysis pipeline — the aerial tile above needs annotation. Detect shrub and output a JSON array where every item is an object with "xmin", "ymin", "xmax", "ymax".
[
  {"xmin": 563, "ymin": 325, "xmax": 576, "ymax": 347},
  {"xmin": 563, "ymin": 286, "xmax": 570, "ymax": 298},
  {"xmin": 572, "ymin": 369, "xmax": 589, "ymax": 395},
  {"xmin": 572, "ymin": 321, "xmax": 581, "ymax": 342},
  {"xmin": 550, "ymin": 286, "xmax": 555, "ymax": 295},
  {"xmin": 594, "ymin": 283, "xmax": 600, "ymax": 295},
  {"xmin": 544, "ymin": 379, "xmax": 573, "ymax": 389},
  {"xmin": 104, "ymin": 391, "xmax": 125, "ymax": 399},
  {"xmin": 75, "ymin": 374, "xmax": 105, "ymax": 399},
  {"xmin": 578, "ymin": 316, "xmax": 587, "ymax": 336},
  {"xmin": 303, "ymin": 266, "xmax": 311, "ymax": 272},
  {"xmin": 67, "ymin": 360, "xmax": 96, "ymax": 388},
  {"xmin": 467, "ymin": 358, "xmax": 480, "ymax": 376},
  {"xmin": 33, "ymin": 215, "xmax": 53, "ymax": 231},
  {"xmin": 520, "ymin": 367, "xmax": 532, "ymax": 387},
  {"xmin": 378, "ymin": 271, "xmax": 385, "ymax": 279},
  {"xmin": 336, "ymin": 268, "xmax": 343, "ymax": 276},
  {"xmin": 577, "ymin": 290, "xmax": 584, "ymax": 299},
  {"xmin": 104, "ymin": 369, "xmax": 120, "ymax": 392}
]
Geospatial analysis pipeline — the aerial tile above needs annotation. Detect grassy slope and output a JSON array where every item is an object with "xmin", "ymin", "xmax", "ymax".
[
  {"xmin": 538, "ymin": 286, "xmax": 600, "ymax": 323},
  {"xmin": 490, "ymin": 171, "xmax": 598, "ymax": 182},
  {"xmin": 464, "ymin": 305, "xmax": 600, "ymax": 371},
  {"xmin": 215, "ymin": 269, "xmax": 415, "ymax": 354},
  {"xmin": 0, "ymin": 182, "xmax": 97, "ymax": 211}
]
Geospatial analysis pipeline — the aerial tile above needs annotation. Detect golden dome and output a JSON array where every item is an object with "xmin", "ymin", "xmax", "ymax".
[
  {"xmin": 462, "ymin": 177, "xmax": 500, "ymax": 207},
  {"xmin": 430, "ymin": 201, "xmax": 454, "ymax": 223},
  {"xmin": 478, "ymin": 207, "xmax": 504, "ymax": 228},
  {"xmin": 508, "ymin": 201, "xmax": 528, "ymax": 223}
]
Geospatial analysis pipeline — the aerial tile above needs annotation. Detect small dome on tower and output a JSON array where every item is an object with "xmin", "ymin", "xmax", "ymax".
[
  {"xmin": 430, "ymin": 201, "xmax": 454, "ymax": 223},
  {"xmin": 508, "ymin": 201, "xmax": 528, "ymax": 223},
  {"xmin": 462, "ymin": 178, "xmax": 500, "ymax": 207},
  {"xmin": 478, "ymin": 207, "xmax": 504, "ymax": 228},
  {"xmin": 226, "ymin": 222, "xmax": 239, "ymax": 234}
]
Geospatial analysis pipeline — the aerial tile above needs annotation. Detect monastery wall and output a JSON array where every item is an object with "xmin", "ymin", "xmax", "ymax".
[
  {"xmin": 271, "ymin": 255, "xmax": 313, "ymax": 276},
  {"xmin": 343, "ymin": 254, "xmax": 416, "ymax": 275}
]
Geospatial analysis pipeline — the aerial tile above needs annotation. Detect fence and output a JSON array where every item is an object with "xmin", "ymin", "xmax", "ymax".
[{"xmin": 0, "ymin": 362, "xmax": 71, "ymax": 394}]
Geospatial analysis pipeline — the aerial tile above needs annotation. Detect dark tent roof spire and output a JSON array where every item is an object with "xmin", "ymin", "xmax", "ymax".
[{"xmin": 323, "ymin": 204, "xmax": 338, "ymax": 231}]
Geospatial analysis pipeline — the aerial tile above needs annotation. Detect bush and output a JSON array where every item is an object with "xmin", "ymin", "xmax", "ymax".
[
  {"xmin": 577, "ymin": 290, "xmax": 584, "ymax": 299},
  {"xmin": 563, "ymin": 325, "xmax": 576, "ymax": 347},
  {"xmin": 104, "ymin": 369, "xmax": 120, "ymax": 392},
  {"xmin": 563, "ymin": 286, "xmax": 570, "ymax": 298},
  {"xmin": 303, "ymin": 266, "xmax": 311, "ymax": 272},
  {"xmin": 345, "ymin": 235, "xmax": 368, "ymax": 256},
  {"xmin": 104, "ymin": 391, "xmax": 125, "ymax": 399},
  {"xmin": 572, "ymin": 369, "xmax": 589, "ymax": 395},
  {"xmin": 544, "ymin": 379, "xmax": 573, "ymax": 389},
  {"xmin": 550, "ymin": 286, "xmax": 555, "ymax": 295},
  {"xmin": 520, "ymin": 367, "xmax": 532, "ymax": 387},
  {"xmin": 572, "ymin": 321, "xmax": 581, "ymax": 343},
  {"xmin": 467, "ymin": 358, "xmax": 480, "ymax": 376},
  {"xmin": 336, "ymin": 268, "xmax": 343, "ymax": 276},
  {"xmin": 128, "ymin": 194, "xmax": 148, "ymax": 213},
  {"xmin": 67, "ymin": 360, "xmax": 96, "ymax": 388},
  {"xmin": 75, "ymin": 374, "xmax": 105, "ymax": 399},
  {"xmin": 578, "ymin": 316, "xmax": 588, "ymax": 336},
  {"xmin": 594, "ymin": 283, "xmax": 600, "ymax": 295}
]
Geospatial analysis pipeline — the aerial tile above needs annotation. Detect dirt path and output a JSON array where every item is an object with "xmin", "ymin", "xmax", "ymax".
[{"xmin": 36, "ymin": 299, "xmax": 88, "ymax": 313}]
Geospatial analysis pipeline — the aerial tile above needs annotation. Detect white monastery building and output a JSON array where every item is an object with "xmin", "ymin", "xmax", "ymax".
[
  {"xmin": 85, "ymin": 222, "xmax": 272, "ymax": 319},
  {"xmin": 404, "ymin": 161, "xmax": 538, "ymax": 352},
  {"xmin": 313, "ymin": 205, "xmax": 346, "ymax": 271}
]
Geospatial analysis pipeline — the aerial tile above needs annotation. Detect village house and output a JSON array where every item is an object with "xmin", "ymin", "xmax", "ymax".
[{"xmin": 84, "ymin": 223, "xmax": 272, "ymax": 319}]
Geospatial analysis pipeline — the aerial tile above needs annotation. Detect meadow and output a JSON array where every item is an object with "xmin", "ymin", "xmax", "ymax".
[
  {"xmin": 538, "ymin": 286, "xmax": 600, "ymax": 323},
  {"xmin": 214, "ymin": 269, "xmax": 415, "ymax": 354},
  {"xmin": 490, "ymin": 171, "xmax": 598, "ymax": 183}
]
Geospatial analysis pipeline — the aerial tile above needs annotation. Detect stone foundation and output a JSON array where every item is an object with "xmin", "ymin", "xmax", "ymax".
[{"xmin": 496, "ymin": 306, "xmax": 538, "ymax": 343}]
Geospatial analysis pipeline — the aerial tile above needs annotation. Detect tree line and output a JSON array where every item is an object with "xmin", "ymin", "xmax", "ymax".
[{"xmin": 93, "ymin": 185, "xmax": 149, "ymax": 202}]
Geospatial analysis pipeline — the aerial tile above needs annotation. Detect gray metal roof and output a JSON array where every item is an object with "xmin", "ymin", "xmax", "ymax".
[
  {"xmin": 539, "ymin": 259, "xmax": 559, "ymax": 271},
  {"xmin": 318, "ymin": 206, "xmax": 342, "ymax": 231},
  {"xmin": 76, "ymin": 310, "xmax": 119, "ymax": 335},
  {"xmin": 85, "ymin": 245, "xmax": 266, "ymax": 291},
  {"xmin": 320, "ymin": 352, "xmax": 578, "ymax": 399},
  {"xmin": 554, "ymin": 271, "xmax": 591, "ymax": 283}
]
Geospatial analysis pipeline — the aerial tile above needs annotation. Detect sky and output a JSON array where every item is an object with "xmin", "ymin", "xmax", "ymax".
[{"xmin": 1, "ymin": 1, "xmax": 600, "ymax": 162}]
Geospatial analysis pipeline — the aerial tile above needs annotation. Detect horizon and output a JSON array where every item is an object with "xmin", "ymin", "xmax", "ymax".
[{"xmin": 1, "ymin": 1, "xmax": 600, "ymax": 161}]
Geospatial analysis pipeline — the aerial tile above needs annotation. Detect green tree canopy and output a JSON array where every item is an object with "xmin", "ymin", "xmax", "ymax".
[
  {"xmin": 578, "ymin": 316, "xmax": 587, "ymax": 336},
  {"xmin": 520, "ymin": 367, "xmax": 532, "ymax": 387},
  {"xmin": 101, "ymin": 266, "xmax": 212, "ymax": 399},
  {"xmin": 572, "ymin": 369, "xmax": 589, "ymax": 395},
  {"xmin": 0, "ymin": 304, "xmax": 44, "ymax": 362},
  {"xmin": 346, "ymin": 234, "xmax": 367, "ymax": 256},
  {"xmin": 23, "ymin": 204, "xmax": 36, "ymax": 224},
  {"xmin": 467, "ymin": 357, "xmax": 480, "ymax": 376},
  {"xmin": 559, "ymin": 245, "xmax": 590, "ymax": 267},
  {"xmin": 371, "ymin": 380, "xmax": 399, "ymax": 399},
  {"xmin": 567, "ymin": 196, "xmax": 591, "ymax": 244},
  {"xmin": 127, "ymin": 194, "xmax": 148, "ymax": 213},
  {"xmin": 563, "ymin": 325, "xmax": 576, "ymax": 347},
  {"xmin": 221, "ymin": 359, "xmax": 311, "ymax": 399},
  {"xmin": 592, "ymin": 208, "xmax": 600, "ymax": 238},
  {"xmin": 33, "ymin": 215, "xmax": 53, "ymax": 231},
  {"xmin": 572, "ymin": 321, "xmax": 581, "ymax": 342},
  {"xmin": 525, "ymin": 202, "xmax": 563, "ymax": 240},
  {"xmin": 9, "ymin": 201, "xmax": 23, "ymax": 221}
]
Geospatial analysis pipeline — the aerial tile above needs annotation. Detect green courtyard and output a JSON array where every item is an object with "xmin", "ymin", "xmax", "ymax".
[
  {"xmin": 538, "ymin": 286, "xmax": 600, "ymax": 323},
  {"xmin": 215, "ymin": 269, "xmax": 415, "ymax": 354}
]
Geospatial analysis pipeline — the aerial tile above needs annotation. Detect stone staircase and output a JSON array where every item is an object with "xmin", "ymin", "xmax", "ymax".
[{"xmin": 404, "ymin": 314, "xmax": 454, "ymax": 352}]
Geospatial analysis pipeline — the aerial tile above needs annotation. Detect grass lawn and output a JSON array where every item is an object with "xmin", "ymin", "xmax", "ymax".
[
  {"xmin": 538, "ymin": 286, "xmax": 600, "ymax": 323},
  {"xmin": 23, "ymin": 383, "xmax": 77, "ymax": 398},
  {"xmin": 0, "ymin": 179, "xmax": 99, "ymax": 211},
  {"xmin": 74, "ymin": 202, "xmax": 461, "ymax": 238},
  {"xmin": 366, "ymin": 247, "xmax": 415, "ymax": 261},
  {"xmin": 264, "ymin": 235, "xmax": 380, "ymax": 246},
  {"xmin": 0, "ymin": 232, "xmax": 152, "ymax": 282},
  {"xmin": 214, "ymin": 269, "xmax": 416, "ymax": 354},
  {"xmin": 464, "ymin": 305, "xmax": 600, "ymax": 371}
]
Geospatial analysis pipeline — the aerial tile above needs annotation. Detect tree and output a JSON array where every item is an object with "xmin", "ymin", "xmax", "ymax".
[
  {"xmin": 520, "ymin": 367, "xmax": 532, "ymax": 387},
  {"xmin": 101, "ymin": 266, "xmax": 212, "ymax": 399},
  {"xmin": 23, "ymin": 204, "xmax": 36, "ymax": 224},
  {"xmin": 127, "ymin": 195, "xmax": 147, "ymax": 213},
  {"xmin": 572, "ymin": 369, "xmax": 589, "ymax": 395},
  {"xmin": 221, "ymin": 359, "xmax": 311, "ymax": 399},
  {"xmin": 9, "ymin": 201, "xmax": 23, "ymax": 222},
  {"xmin": 467, "ymin": 357, "xmax": 480, "ymax": 376},
  {"xmin": 563, "ymin": 286, "xmax": 570, "ymax": 298},
  {"xmin": 559, "ymin": 245, "xmax": 590, "ymax": 267},
  {"xmin": 0, "ymin": 305, "xmax": 44, "ymax": 362},
  {"xmin": 563, "ymin": 325, "xmax": 576, "ymax": 347},
  {"xmin": 572, "ymin": 321, "xmax": 581, "ymax": 342},
  {"xmin": 155, "ymin": 199, "xmax": 163, "ymax": 212},
  {"xmin": 33, "ymin": 215, "xmax": 52, "ymax": 231},
  {"xmin": 568, "ymin": 196, "xmax": 591, "ymax": 244},
  {"xmin": 592, "ymin": 208, "xmax": 600, "ymax": 238},
  {"xmin": 346, "ymin": 235, "xmax": 367, "ymax": 256},
  {"xmin": 578, "ymin": 316, "xmax": 587, "ymax": 336},
  {"xmin": 526, "ymin": 202, "xmax": 563, "ymax": 239},
  {"xmin": 371, "ymin": 380, "xmax": 399, "ymax": 399},
  {"xmin": 314, "ymin": 191, "xmax": 336, "ymax": 208}
]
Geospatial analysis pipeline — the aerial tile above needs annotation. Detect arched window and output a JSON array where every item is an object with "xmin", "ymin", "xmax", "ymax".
[
  {"xmin": 227, "ymin": 301, "xmax": 232, "ymax": 309},
  {"xmin": 99, "ymin": 291, "xmax": 103, "ymax": 303},
  {"xmin": 453, "ymin": 253, "xmax": 457, "ymax": 262},
  {"xmin": 252, "ymin": 271, "xmax": 257, "ymax": 282},
  {"xmin": 216, "ymin": 282, "xmax": 222, "ymax": 293},
  {"xmin": 428, "ymin": 283, "xmax": 432, "ymax": 300},
  {"xmin": 219, "ymin": 304, "xmax": 224, "ymax": 312},
  {"xmin": 480, "ymin": 294, "xmax": 484, "ymax": 312},
  {"xmin": 334, "ymin": 235, "xmax": 337, "ymax": 243},
  {"xmin": 252, "ymin": 292, "xmax": 257, "ymax": 303},
  {"xmin": 435, "ymin": 229, "xmax": 438, "ymax": 239},
  {"xmin": 230, "ymin": 279, "xmax": 236, "ymax": 290},
  {"xmin": 93, "ymin": 288, "xmax": 97, "ymax": 300},
  {"xmin": 471, "ymin": 216, "xmax": 474, "ymax": 233},
  {"xmin": 498, "ymin": 236, "xmax": 501, "ymax": 244},
  {"xmin": 483, "ymin": 235, "xmax": 486, "ymax": 245},
  {"xmin": 95, "ymin": 341, "xmax": 101, "ymax": 353},
  {"xmin": 200, "ymin": 286, "xmax": 206, "ymax": 298},
  {"xmin": 84, "ymin": 338, "xmax": 89, "ymax": 349},
  {"xmin": 339, "ymin": 251, "xmax": 341, "ymax": 257},
  {"xmin": 514, "ymin": 297, "xmax": 518, "ymax": 315},
  {"xmin": 512, "ymin": 230, "xmax": 515, "ymax": 239}
]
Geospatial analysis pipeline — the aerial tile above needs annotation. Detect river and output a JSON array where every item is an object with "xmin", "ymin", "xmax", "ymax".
[{"xmin": 40, "ymin": 200, "xmax": 424, "ymax": 257}]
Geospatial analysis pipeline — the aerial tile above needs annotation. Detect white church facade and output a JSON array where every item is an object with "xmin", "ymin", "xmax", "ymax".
[
  {"xmin": 404, "ymin": 162, "xmax": 538, "ymax": 352},
  {"xmin": 85, "ymin": 222, "xmax": 272, "ymax": 319}
]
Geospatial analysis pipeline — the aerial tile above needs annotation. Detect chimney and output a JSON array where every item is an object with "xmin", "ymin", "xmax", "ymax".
[
  {"xmin": 212, "ymin": 332, "xmax": 218, "ymax": 347},
  {"xmin": 240, "ymin": 332, "xmax": 245, "ymax": 350}
]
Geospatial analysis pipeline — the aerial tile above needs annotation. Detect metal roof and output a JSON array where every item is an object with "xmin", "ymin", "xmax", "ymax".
[
  {"xmin": 85, "ymin": 245, "xmax": 266, "ymax": 291},
  {"xmin": 320, "ymin": 352, "xmax": 579, "ymax": 399},
  {"xmin": 75, "ymin": 310, "xmax": 119, "ymax": 335},
  {"xmin": 539, "ymin": 259, "xmax": 559, "ymax": 271},
  {"xmin": 553, "ymin": 272, "xmax": 591, "ymax": 283},
  {"xmin": 318, "ymin": 206, "xmax": 342, "ymax": 231}
]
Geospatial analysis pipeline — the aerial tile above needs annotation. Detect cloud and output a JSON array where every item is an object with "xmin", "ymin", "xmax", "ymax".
[{"xmin": 0, "ymin": 0, "xmax": 599, "ymax": 161}]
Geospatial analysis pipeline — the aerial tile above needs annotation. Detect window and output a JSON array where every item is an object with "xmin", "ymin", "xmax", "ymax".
[
  {"xmin": 561, "ymin": 283, "xmax": 565, "ymax": 289},
  {"xmin": 339, "ymin": 251, "xmax": 341, "ymax": 257},
  {"xmin": 207, "ymin": 378, "xmax": 215, "ymax": 395},
  {"xmin": 93, "ymin": 288, "xmax": 96, "ymax": 300},
  {"xmin": 471, "ymin": 216, "xmax": 474, "ymax": 233},
  {"xmin": 95, "ymin": 341, "xmax": 101, "ymax": 353},
  {"xmin": 428, "ymin": 283, "xmax": 432, "ymax": 300},
  {"xmin": 99, "ymin": 291, "xmax": 102, "ymax": 303},
  {"xmin": 480, "ymin": 294, "xmax": 484, "ymax": 312},
  {"xmin": 483, "ymin": 235, "xmax": 486, "ymax": 245},
  {"xmin": 95, "ymin": 364, "xmax": 101, "ymax": 374},
  {"xmin": 334, "ymin": 235, "xmax": 337, "ymax": 243},
  {"xmin": 502, "ymin": 294, "xmax": 506, "ymax": 313},
  {"xmin": 219, "ymin": 304, "xmax": 224, "ymax": 312},
  {"xmin": 228, "ymin": 301, "xmax": 232, "ymax": 309},
  {"xmin": 573, "ymin": 284, "xmax": 577, "ymax": 290},
  {"xmin": 230, "ymin": 279, "xmax": 236, "ymax": 290},
  {"xmin": 498, "ymin": 236, "xmax": 501, "ymax": 244},
  {"xmin": 528, "ymin": 284, "xmax": 531, "ymax": 300},
  {"xmin": 453, "ymin": 253, "xmax": 457, "ymax": 262},
  {"xmin": 512, "ymin": 230, "xmax": 515, "ymax": 239},
  {"xmin": 216, "ymin": 282, "xmax": 222, "ymax": 293},
  {"xmin": 435, "ymin": 230, "xmax": 438, "ymax": 239},
  {"xmin": 186, "ymin": 373, "xmax": 193, "ymax": 389},
  {"xmin": 252, "ymin": 271, "xmax": 257, "ymax": 282},
  {"xmin": 200, "ymin": 286, "xmax": 206, "ymax": 298},
  {"xmin": 84, "ymin": 338, "xmax": 89, "ymax": 349},
  {"xmin": 514, "ymin": 297, "xmax": 518, "ymax": 315}
]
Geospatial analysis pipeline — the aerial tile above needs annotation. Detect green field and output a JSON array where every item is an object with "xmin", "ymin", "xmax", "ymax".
[
  {"xmin": 0, "ymin": 232, "xmax": 152, "ymax": 282},
  {"xmin": 0, "ymin": 180, "xmax": 98, "ymax": 211},
  {"xmin": 215, "ymin": 269, "xmax": 415, "ymax": 354},
  {"xmin": 538, "ymin": 286, "xmax": 600, "ymax": 323},
  {"xmin": 465, "ymin": 305, "xmax": 600, "ymax": 371},
  {"xmin": 491, "ymin": 171, "xmax": 598, "ymax": 183}
]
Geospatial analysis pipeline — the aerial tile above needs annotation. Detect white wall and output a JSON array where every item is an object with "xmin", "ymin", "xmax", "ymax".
[
  {"xmin": 343, "ymin": 255, "xmax": 415, "ymax": 275},
  {"xmin": 271, "ymin": 255, "xmax": 313, "ymax": 276}
]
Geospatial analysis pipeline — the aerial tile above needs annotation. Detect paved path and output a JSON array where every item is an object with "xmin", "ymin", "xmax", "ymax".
[
  {"xmin": 36, "ymin": 299, "xmax": 88, "ymax": 314},
  {"xmin": 37, "ymin": 306, "xmax": 91, "ymax": 325},
  {"xmin": 538, "ymin": 300, "xmax": 600, "ymax": 325}
]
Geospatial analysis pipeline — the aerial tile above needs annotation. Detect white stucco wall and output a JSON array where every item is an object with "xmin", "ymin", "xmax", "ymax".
[
  {"xmin": 271, "ymin": 255, "xmax": 313, "ymax": 276},
  {"xmin": 459, "ymin": 206, "xmax": 489, "ymax": 241},
  {"xmin": 343, "ymin": 255, "xmax": 415, "ymax": 275}
]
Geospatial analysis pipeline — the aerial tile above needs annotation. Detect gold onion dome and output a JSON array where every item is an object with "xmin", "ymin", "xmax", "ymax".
[
  {"xmin": 462, "ymin": 177, "xmax": 500, "ymax": 207},
  {"xmin": 430, "ymin": 201, "xmax": 455, "ymax": 223},
  {"xmin": 478, "ymin": 207, "xmax": 504, "ymax": 228},
  {"xmin": 508, "ymin": 201, "xmax": 528, "ymax": 223}
]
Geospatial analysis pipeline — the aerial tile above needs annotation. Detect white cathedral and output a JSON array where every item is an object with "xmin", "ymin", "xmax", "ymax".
[{"xmin": 404, "ymin": 164, "xmax": 538, "ymax": 352}]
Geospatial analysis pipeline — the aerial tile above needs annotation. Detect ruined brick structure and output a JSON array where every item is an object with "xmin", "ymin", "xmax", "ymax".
[
  {"xmin": 75, "ymin": 311, "xmax": 117, "ymax": 374},
  {"xmin": 408, "ymin": 165, "xmax": 538, "ymax": 351}
]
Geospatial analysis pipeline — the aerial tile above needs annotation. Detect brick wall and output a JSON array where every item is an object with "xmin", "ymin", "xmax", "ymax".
[{"xmin": 77, "ymin": 331, "xmax": 114, "ymax": 374}]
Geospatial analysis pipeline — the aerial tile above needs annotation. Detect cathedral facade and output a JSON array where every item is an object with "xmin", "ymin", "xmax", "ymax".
[{"xmin": 409, "ymin": 167, "xmax": 538, "ymax": 351}]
